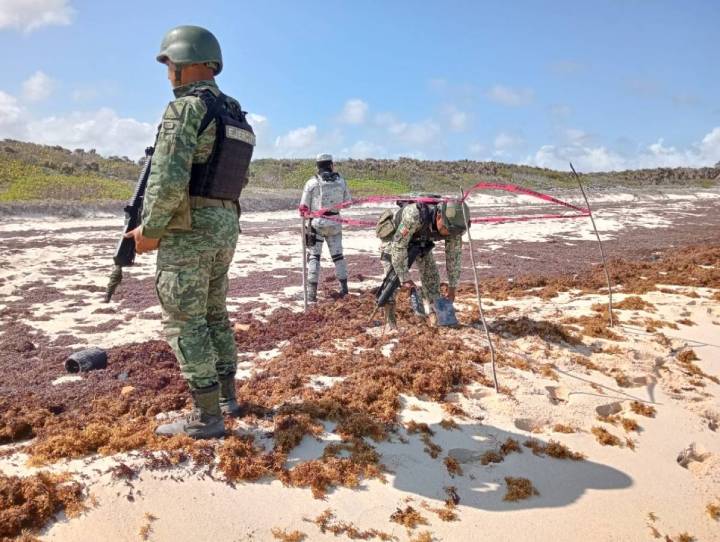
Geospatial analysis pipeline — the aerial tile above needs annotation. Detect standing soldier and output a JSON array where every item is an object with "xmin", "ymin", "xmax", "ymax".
[
  {"xmin": 298, "ymin": 154, "xmax": 352, "ymax": 302},
  {"xmin": 379, "ymin": 197, "xmax": 468, "ymax": 328},
  {"xmin": 124, "ymin": 25, "xmax": 255, "ymax": 438}
]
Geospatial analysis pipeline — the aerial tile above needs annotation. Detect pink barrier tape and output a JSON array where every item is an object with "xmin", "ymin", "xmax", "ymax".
[
  {"xmin": 462, "ymin": 181, "xmax": 589, "ymax": 213},
  {"xmin": 301, "ymin": 181, "xmax": 590, "ymax": 226}
]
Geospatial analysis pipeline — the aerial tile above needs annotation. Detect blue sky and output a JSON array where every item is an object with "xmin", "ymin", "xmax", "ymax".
[{"xmin": 0, "ymin": 0, "xmax": 718, "ymax": 171}]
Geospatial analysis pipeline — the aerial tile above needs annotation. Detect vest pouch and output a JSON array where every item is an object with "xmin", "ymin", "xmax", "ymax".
[{"xmin": 375, "ymin": 208, "xmax": 397, "ymax": 240}]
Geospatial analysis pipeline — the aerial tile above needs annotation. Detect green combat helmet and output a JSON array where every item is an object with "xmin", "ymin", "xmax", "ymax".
[
  {"xmin": 156, "ymin": 25, "xmax": 223, "ymax": 74},
  {"xmin": 438, "ymin": 200, "xmax": 471, "ymax": 236}
]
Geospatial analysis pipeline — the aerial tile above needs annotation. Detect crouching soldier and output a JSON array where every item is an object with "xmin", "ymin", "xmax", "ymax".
[
  {"xmin": 378, "ymin": 196, "xmax": 468, "ymax": 328},
  {"xmin": 298, "ymin": 153, "xmax": 352, "ymax": 301}
]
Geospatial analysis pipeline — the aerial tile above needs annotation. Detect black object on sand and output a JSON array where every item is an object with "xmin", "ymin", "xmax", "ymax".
[{"xmin": 65, "ymin": 347, "xmax": 108, "ymax": 373}]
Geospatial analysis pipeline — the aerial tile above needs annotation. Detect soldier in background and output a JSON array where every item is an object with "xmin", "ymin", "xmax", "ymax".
[
  {"xmin": 124, "ymin": 25, "xmax": 254, "ymax": 438},
  {"xmin": 379, "ymin": 198, "xmax": 468, "ymax": 328},
  {"xmin": 298, "ymin": 154, "xmax": 352, "ymax": 301}
]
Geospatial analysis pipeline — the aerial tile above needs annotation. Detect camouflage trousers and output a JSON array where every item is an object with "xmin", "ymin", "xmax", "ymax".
[
  {"xmin": 380, "ymin": 244, "xmax": 441, "ymax": 304},
  {"xmin": 307, "ymin": 230, "xmax": 347, "ymax": 283},
  {"xmin": 155, "ymin": 207, "xmax": 239, "ymax": 390}
]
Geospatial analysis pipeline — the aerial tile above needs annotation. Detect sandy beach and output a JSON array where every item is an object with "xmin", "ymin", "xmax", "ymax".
[{"xmin": 1, "ymin": 187, "xmax": 719, "ymax": 542}]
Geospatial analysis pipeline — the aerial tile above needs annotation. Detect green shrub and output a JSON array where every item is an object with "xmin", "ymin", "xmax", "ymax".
[{"xmin": 0, "ymin": 158, "xmax": 133, "ymax": 202}]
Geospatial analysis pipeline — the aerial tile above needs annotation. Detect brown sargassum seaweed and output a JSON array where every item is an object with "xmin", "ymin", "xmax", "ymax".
[{"xmin": 0, "ymin": 244, "xmax": 718, "ymax": 538}]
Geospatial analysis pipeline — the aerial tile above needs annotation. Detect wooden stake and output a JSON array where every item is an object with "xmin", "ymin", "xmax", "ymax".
[
  {"xmin": 460, "ymin": 190, "xmax": 499, "ymax": 393},
  {"xmin": 569, "ymin": 162, "xmax": 615, "ymax": 327},
  {"xmin": 300, "ymin": 217, "xmax": 308, "ymax": 312}
]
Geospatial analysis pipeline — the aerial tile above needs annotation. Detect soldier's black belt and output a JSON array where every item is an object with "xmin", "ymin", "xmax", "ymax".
[{"xmin": 321, "ymin": 210, "xmax": 339, "ymax": 216}]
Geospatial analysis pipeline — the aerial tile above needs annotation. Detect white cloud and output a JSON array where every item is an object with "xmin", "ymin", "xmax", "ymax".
[
  {"xmin": 531, "ymin": 144, "xmax": 622, "ymax": 172},
  {"xmin": 0, "ymin": 86, "xmax": 154, "ymax": 157},
  {"xmin": 245, "ymin": 112, "xmax": 274, "ymax": 158},
  {"xmin": 376, "ymin": 113, "xmax": 440, "ymax": 146},
  {"xmin": 564, "ymin": 128, "xmax": 590, "ymax": 145},
  {"xmin": 22, "ymin": 71, "xmax": 55, "ymax": 102},
  {"xmin": 25, "ymin": 108, "xmax": 154, "ymax": 157},
  {"xmin": 527, "ymin": 127, "xmax": 720, "ymax": 172},
  {"xmin": 274, "ymin": 125, "xmax": 318, "ymax": 157},
  {"xmin": 338, "ymin": 99, "xmax": 368, "ymax": 125},
  {"xmin": 700, "ymin": 127, "xmax": 720, "ymax": 157},
  {"xmin": 468, "ymin": 142, "xmax": 486, "ymax": 156},
  {"xmin": 339, "ymin": 140, "xmax": 387, "ymax": 159},
  {"xmin": 0, "ymin": 90, "xmax": 22, "ymax": 127},
  {"xmin": 486, "ymin": 85, "xmax": 534, "ymax": 107},
  {"xmin": 246, "ymin": 113, "xmax": 268, "ymax": 131},
  {"xmin": 443, "ymin": 105, "xmax": 468, "ymax": 132},
  {"xmin": 72, "ymin": 88, "xmax": 98, "ymax": 102},
  {"xmin": 0, "ymin": 0, "xmax": 74, "ymax": 32},
  {"xmin": 494, "ymin": 132, "xmax": 524, "ymax": 151}
]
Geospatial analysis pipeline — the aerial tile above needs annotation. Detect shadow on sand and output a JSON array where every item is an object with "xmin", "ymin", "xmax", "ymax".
[{"xmin": 381, "ymin": 420, "xmax": 632, "ymax": 512}]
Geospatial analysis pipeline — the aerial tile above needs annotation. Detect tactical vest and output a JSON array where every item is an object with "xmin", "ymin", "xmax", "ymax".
[
  {"xmin": 376, "ymin": 201, "xmax": 435, "ymax": 241},
  {"xmin": 189, "ymin": 90, "xmax": 255, "ymax": 200},
  {"xmin": 311, "ymin": 172, "xmax": 347, "ymax": 213},
  {"xmin": 412, "ymin": 202, "xmax": 436, "ymax": 242}
]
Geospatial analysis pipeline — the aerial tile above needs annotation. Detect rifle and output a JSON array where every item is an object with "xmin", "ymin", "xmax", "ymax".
[
  {"xmin": 370, "ymin": 241, "xmax": 433, "ymax": 321},
  {"xmin": 103, "ymin": 146, "xmax": 154, "ymax": 303}
]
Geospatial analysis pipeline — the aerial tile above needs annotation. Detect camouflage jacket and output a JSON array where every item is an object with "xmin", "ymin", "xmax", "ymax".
[
  {"xmin": 388, "ymin": 204, "xmax": 463, "ymax": 286},
  {"xmin": 141, "ymin": 80, "xmax": 245, "ymax": 238}
]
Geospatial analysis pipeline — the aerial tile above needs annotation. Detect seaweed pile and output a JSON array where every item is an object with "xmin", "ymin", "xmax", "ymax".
[
  {"xmin": 0, "ymin": 472, "xmax": 86, "ymax": 540},
  {"xmin": 0, "ymin": 244, "xmax": 718, "ymax": 538}
]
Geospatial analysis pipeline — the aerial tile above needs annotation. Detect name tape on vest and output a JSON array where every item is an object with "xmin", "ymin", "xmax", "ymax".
[{"xmin": 226, "ymin": 125, "xmax": 256, "ymax": 146}]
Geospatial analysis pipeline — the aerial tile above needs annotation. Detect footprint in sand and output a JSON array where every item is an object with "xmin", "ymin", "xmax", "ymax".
[
  {"xmin": 595, "ymin": 402, "xmax": 623, "ymax": 417},
  {"xmin": 514, "ymin": 417, "xmax": 549, "ymax": 433},
  {"xmin": 702, "ymin": 410, "xmax": 719, "ymax": 432},
  {"xmin": 630, "ymin": 375, "xmax": 656, "ymax": 387},
  {"xmin": 676, "ymin": 443, "xmax": 711, "ymax": 468},
  {"xmin": 447, "ymin": 448, "xmax": 483, "ymax": 464},
  {"xmin": 546, "ymin": 386, "xmax": 571, "ymax": 405}
]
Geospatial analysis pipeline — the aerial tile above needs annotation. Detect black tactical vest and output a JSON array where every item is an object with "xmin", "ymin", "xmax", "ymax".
[{"xmin": 189, "ymin": 90, "xmax": 255, "ymax": 200}]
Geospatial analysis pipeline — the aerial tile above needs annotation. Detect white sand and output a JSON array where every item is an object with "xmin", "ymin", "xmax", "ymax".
[{"xmin": 1, "ymin": 188, "xmax": 719, "ymax": 541}]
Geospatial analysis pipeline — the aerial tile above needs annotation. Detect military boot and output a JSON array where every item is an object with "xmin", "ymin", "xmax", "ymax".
[
  {"xmin": 384, "ymin": 303, "xmax": 397, "ymax": 330},
  {"xmin": 219, "ymin": 373, "xmax": 243, "ymax": 417},
  {"xmin": 338, "ymin": 279, "xmax": 349, "ymax": 297},
  {"xmin": 307, "ymin": 282, "xmax": 318, "ymax": 303},
  {"xmin": 155, "ymin": 383, "xmax": 225, "ymax": 439}
]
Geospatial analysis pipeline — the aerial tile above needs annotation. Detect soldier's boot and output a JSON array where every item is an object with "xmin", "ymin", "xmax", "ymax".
[
  {"xmin": 307, "ymin": 282, "xmax": 318, "ymax": 303},
  {"xmin": 384, "ymin": 303, "xmax": 397, "ymax": 330},
  {"xmin": 155, "ymin": 383, "xmax": 226, "ymax": 439},
  {"xmin": 338, "ymin": 279, "xmax": 349, "ymax": 298},
  {"xmin": 219, "ymin": 373, "xmax": 243, "ymax": 417}
]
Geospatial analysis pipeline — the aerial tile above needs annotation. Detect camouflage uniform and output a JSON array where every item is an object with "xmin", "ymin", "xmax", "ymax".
[
  {"xmin": 142, "ymin": 80, "xmax": 241, "ymax": 390},
  {"xmin": 381, "ymin": 204, "xmax": 463, "ymax": 304}
]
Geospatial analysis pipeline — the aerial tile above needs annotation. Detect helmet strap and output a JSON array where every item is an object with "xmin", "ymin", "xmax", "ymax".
[{"xmin": 174, "ymin": 67, "xmax": 183, "ymax": 87}]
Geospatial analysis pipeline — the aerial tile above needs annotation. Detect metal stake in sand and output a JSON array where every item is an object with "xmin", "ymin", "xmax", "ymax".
[
  {"xmin": 460, "ymin": 190, "xmax": 499, "ymax": 393},
  {"xmin": 300, "ymin": 216, "xmax": 309, "ymax": 312},
  {"xmin": 569, "ymin": 162, "xmax": 615, "ymax": 327}
]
